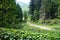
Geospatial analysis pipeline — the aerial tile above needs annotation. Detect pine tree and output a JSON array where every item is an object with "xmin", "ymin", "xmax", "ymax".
[
  {"xmin": 16, "ymin": 4, "xmax": 23, "ymax": 22},
  {"xmin": 29, "ymin": 0, "xmax": 59, "ymax": 21},
  {"xmin": 0, "ymin": 0, "xmax": 23, "ymax": 27}
]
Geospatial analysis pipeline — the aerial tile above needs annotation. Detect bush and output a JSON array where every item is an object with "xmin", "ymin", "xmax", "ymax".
[
  {"xmin": 0, "ymin": 27, "xmax": 60, "ymax": 40},
  {"xmin": 37, "ymin": 19, "xmax": 60, "ymax": 25}
]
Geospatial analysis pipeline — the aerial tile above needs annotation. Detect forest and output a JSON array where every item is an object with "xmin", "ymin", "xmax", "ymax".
[{"xmin": 0, "ymin": 0, "xmax": 60, "ymax": 40}]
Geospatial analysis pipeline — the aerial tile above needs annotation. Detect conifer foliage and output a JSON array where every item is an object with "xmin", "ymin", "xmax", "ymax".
[
  {"xmin": 0, "ymin": 0, "xmax": 23, "ymax": 27},
  {"xmin": 29, "ymin": 0, "xmax": 59, "ymax": 21}
]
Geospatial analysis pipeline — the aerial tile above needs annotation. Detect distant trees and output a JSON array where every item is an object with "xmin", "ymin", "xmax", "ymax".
[
  {"xmin": 16, "ymin": 4, "xmax": 23, "ymax": 22},
  {"xmin": 29, "ymin": 0, "xmax": 59, "ymax": 21},
  {"xmin": 23, "ymin": 11, "xmax": 28, "ymax": 22},
  {"xmin": 0, "ymin": 0, "xmax": 23, "ymax": 27}
]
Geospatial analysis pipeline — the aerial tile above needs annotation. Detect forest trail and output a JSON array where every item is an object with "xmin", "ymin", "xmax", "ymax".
[{"xmin": 27, "ymin": 22, "xmax": 55, "ymax": 31}]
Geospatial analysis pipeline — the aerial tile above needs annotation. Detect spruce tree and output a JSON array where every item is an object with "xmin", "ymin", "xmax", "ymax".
[{"xmin": 0, "ymin": 0, "xmax": 23, "ymax": 27}]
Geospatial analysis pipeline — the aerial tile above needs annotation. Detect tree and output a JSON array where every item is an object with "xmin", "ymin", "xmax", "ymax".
[
  {"xmin": 23, "ymin": 11, "xmax": 28, "ymax": 22},
  {"xmin": 0, "ymin": 0, "xmax": 23, "ymax": 27},
  {"xmin": 29, "ymin": 0, "xmax": 41, "ymax": 21},
  {"xmin": 29, "ymin": 0, "xmax": 35, "ymax": 21},
  {"xmin": 29, "ymin": 0, "xmax": 59, "ymax": 21},
  {"xmin": 16, "ymin": 4, "xmax": 23, "ymax": 22}
]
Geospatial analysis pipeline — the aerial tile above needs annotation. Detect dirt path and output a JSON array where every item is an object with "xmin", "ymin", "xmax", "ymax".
[{"xmin": 27, "ymin": 22, "xmax": 55, "ymax": 30}]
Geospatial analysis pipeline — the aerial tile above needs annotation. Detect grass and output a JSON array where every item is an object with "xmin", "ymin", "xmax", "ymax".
[
  {"xmin": 29, "ymin": 20, "xmax": 60, "ymax": 30},
  {"xmin": 47, "ymin": 25, "xmax": 60, "ymax": 30},
  {"xmin": 37, "ymin": 22, "xmax": 60, "ymax": 30},
  {"xmin": 0, "ymin": 23, "xmax": 60, "ymax": 40}
]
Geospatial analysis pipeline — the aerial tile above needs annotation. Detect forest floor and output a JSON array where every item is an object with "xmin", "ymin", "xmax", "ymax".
[
  {"xmin": 0, "ymin": 22, "xmax": 60, "ymax": 39},
  {"xmin": 27, "ymin": 22, "xmax": 59, "ymax": 31}
]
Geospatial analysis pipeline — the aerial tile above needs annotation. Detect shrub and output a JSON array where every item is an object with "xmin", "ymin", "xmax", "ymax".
[{"xmin": 37, "ymin": 19, "xmax": 60, "ymax": 25}]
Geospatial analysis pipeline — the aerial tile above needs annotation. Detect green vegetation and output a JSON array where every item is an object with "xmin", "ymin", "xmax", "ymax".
[
  {"xmin": 0, "ymin": 24, "xmax": 60, "ymax": 40},
  {"xmin": 0, "ymin": 0, "xmax": 23, "ymax": 27},
  {"xmin": 29, "ymin": 0, "xmax": 60, "ymax": 21},
  {"xmin": 0, "ymin": 0, "xmax": 60, "ymax": 40}
]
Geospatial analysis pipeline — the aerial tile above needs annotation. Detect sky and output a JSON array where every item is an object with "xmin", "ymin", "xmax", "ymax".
[{"xmin": 16, "ymin": 0, "xmax": 30, "ymax": 4}]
